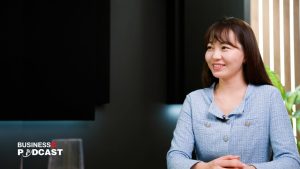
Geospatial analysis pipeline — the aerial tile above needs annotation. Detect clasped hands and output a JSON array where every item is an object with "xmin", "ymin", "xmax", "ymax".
[{"xmin": 192, "ymin": 155, "xmax": 256, "ymax": 169}]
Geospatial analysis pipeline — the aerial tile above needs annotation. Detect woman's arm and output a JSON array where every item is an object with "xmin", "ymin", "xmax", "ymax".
[
  {"xmin": 191, "ymin": 155, "xmax": 255, "ymax": 169},
  {"xmin": 251, "ymin": 89, "xmax": 300, "ymax": 169},
  {"xmin": 167, "ymin": 95, "xmax": 200, "ymax": 169}
]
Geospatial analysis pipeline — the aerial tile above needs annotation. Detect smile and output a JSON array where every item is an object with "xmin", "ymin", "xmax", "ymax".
[{"xmin": 212, "ymin": 64, "xmax": 225, "ymax": 71}]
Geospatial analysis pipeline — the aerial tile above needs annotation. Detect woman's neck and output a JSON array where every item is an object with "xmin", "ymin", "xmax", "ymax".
[
  {"xmin": 215, "ymin": 77, "xmax": 247, "ymax": 95},
  {"xmin": 214, "ymin": 77, "xmax": 248, "ymax": 115}
]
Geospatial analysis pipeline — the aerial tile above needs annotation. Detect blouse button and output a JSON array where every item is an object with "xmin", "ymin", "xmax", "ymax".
[
  {"xmin": 204, "ymin": 122, "xmax": 211, "ymax": 128},
  {"xmin": 244, "ymin": 121, "xmax": 251, "ymax": 127},
  {"xmin": 223, "ymin": 135, "xmax": 229, "ymax": 142}
]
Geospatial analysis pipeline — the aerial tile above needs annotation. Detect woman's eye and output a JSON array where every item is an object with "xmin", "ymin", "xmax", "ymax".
[
  {"xmin": 207, "ymin": 46, "xmax": 212, "ymax": 50},
  {"xmin": 222, "ymin": 46, "xmax": 230, "ymax": 50}
]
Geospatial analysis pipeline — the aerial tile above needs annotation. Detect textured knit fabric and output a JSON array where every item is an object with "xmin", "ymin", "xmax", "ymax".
[{"xmin": 167, "ymin": 84, "xmax": 300, "ymax": 169}]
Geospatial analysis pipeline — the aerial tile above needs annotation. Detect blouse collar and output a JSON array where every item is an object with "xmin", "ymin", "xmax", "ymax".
[{"xmin": 207, "ymin": 83, "xmax": 254, "ymax": 118}]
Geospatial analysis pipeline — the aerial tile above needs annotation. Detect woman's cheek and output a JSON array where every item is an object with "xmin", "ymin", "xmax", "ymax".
[{"xmin": 205, "ymin": 52, "xmax": 210, "ymax": 62}]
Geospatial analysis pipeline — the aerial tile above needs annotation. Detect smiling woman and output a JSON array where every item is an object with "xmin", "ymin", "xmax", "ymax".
[
  {"xmin": 202, "ymin": 18, "xmax": 271, "ymax": 88},
  {"xmin": 166, "ymin": 0, "xmax": 249, "ymax": 104},
  {"xmin": 205, "ymin": 31, "xmax": 245, "ymax": 83},
  {"xmin": 167, "ymin": 17, "xmax": 300, "ymax": 169}
]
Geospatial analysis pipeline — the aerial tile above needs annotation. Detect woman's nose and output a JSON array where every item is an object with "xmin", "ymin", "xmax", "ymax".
[{"xmin": 212, "ymin": 50, "xmax": 222, "ymax": 59}]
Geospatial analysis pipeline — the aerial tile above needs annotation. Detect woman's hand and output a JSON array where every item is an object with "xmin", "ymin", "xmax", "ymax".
[
  {"xmin": 192, "ymin": 155, "xmax": 246, "ymax": 169},
  {"xmin": 243, "ymin": 165, "xmax": 256, "ymax": 169}
]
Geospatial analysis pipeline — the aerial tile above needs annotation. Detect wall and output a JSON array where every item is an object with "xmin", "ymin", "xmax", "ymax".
[{"xmin": 0, "ymin": 0, "xmax": 175, "ymax": 169}]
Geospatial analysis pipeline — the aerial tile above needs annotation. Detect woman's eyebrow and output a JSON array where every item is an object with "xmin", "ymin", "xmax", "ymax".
[
  {"xmin": 220, "ymin": 41, "xmax": 239, "ymax": 48},
  {"xmin": 219, "ymin": 42, "xmax": 232, "ymax": 46}
]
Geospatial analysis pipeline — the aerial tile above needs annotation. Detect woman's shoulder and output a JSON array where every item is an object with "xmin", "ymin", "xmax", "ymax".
[
  {"xmin": 250, "ymin": 84, "xmax": 282, "ymax": 98},
  {"xmin": 186, "ymin": 86, "xmax": 213, "ymax": 101},
  {"xmin": 183, "ymin": 87, "xmax": 213, "ymax": 108},
  {"xmin": 251, "ymin": 84, "xmax": 280, "ymax": 93}
]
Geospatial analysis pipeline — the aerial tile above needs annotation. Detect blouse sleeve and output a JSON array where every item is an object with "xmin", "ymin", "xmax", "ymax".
[
  {"xmin": 252, "ymin": 89, "xmax": 300, "ymax": 169},
  {"xmin": 167, "ymin": 95, "xmax": 200, "ymax": 169}
]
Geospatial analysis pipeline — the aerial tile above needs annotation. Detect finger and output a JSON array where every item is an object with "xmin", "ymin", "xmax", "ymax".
[
  {"xmin": 216, "ymin": 167, "xmax": 227, "ymax": 169},
  {"xmin": 219, "ymin": 155, "xmax": 240, "ymax": 160},
  {"xmin": 218, "ymin": 159, "xmax": 246, "ymax": 168},
  {"xmin": 217, "ymin": 167, "xmax": 242, "ymax": 169}
]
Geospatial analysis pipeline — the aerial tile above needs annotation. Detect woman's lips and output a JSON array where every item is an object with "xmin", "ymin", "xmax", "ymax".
[{"xmin": 212, "ymin": 64, "xmax": 225, "ymax": 71}]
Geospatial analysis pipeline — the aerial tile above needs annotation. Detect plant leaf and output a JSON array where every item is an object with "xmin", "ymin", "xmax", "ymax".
[
  {"xmin": 295, "ymin": 87, "xmax": 300, "ymax": 105},
  {"xmin": 297, "ymin": 119, "xmax": 300, "ymax": 133},
  {"xmin": 298, "ymin": 141, "xmax": 300, "ymax": 152},
  {"xmin": 286, "ymin": 92, "xmax": 297, "ymax": 112},
  {"xmin": 293, "ymin": 110, "xmax": 300, "ymax": 118}
]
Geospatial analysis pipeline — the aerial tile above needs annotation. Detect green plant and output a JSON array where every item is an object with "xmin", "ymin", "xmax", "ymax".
[{"xmin": 265, "ymin": 65, "xmax": 300, "ymax": 151}]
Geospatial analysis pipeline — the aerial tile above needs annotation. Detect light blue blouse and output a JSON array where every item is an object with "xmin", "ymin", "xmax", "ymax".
[{"xmin": 167, "ymin": 84, "xmax": 300, "ymax": 169}]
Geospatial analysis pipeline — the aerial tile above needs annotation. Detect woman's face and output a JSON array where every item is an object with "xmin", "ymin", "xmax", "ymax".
[{"xmin": 205, "ymin": 30, "xmax": 245, "ymax": 81}]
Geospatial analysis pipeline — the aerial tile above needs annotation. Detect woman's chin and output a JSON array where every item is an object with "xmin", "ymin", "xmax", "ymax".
[{"xmin": 212, "ymin": 72, "xmax": 224, "ymax": 79}]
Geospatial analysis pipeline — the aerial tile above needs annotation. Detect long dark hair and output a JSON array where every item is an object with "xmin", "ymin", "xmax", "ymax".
[{"xmin": 202, "ymin": 17, "xmax": 272, "ymax": 87}]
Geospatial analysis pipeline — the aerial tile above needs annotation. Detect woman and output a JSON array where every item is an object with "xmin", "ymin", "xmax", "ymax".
[{"xmin": 167, "ymin": 17, "xmax": 300, "ymax": 169}]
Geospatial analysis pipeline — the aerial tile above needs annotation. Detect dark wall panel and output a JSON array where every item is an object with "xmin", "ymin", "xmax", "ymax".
[{"xmin": 1, "ymin": 0, "xmax": 109, "ymax": 120}]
